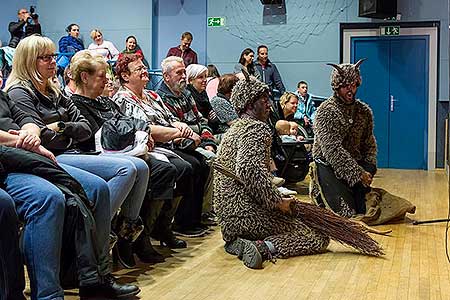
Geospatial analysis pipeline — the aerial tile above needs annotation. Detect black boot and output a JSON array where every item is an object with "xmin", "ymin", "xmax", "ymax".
[
  {"xmin": 152, "ymin": 196, "xmax": 187, "ymax": 249},
  {"xmin": 79, "ymin": 273, "xmax": 140, "ymax": 299},
  {"xmin": 114, "ymin": 216, "xmax": 144, "ymax": 269},
  {"xmin": 159, "ymin": 230, "xmax": 187, "ymax": 249},
  {"xmin": 133, "ymin": 232, "xmax": 165, "ymax": 263}
]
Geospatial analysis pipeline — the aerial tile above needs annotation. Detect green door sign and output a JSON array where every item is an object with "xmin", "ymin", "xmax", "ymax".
[
  {"xmin": 208, "ymin": 17, "xmax": 225, "ymax": 27},
  {"xmin": 380, "ymin": 26, "xmax": 400, "ymax": 36}
]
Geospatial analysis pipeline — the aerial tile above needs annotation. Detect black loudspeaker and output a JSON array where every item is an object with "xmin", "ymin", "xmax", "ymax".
[
  {"xmin": 260, "ymin": 0, "xmax": 282, "ymax": 4},
  {"xmin": 358, "ymin": 0, "xmax": 397, "ymax": 19}
]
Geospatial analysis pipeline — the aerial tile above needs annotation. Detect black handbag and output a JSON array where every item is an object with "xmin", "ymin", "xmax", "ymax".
[{"xmin": 101, "ymin": 115, "xmax": 149, "ymax": 151}]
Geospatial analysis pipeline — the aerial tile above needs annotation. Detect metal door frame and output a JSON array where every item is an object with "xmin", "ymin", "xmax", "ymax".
[{"xmin": 341, "ymin": 22, "xmax": 439, "ymax": 170}]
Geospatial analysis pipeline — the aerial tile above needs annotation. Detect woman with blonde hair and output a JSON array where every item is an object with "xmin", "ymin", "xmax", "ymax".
[
  {"xmin": 278, "ymin": 91, "xmax": 299, "ymax": 121},
  {"xmin": 88, "ymin": 28, "xmax": 119, "ymax": 60},
  {"xmin": 5, "ymin": 35, "xmax": 141, "ymax": 299}
]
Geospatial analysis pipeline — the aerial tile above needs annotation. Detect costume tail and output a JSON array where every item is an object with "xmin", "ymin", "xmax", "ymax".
[{"xmin": 291, "ymin": 201, "xmax": 384, "ymax": 256}]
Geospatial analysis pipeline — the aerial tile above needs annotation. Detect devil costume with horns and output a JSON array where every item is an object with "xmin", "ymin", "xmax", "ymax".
[
  {"xmin": 213, "ymin": 69, "xmax": 382, "ymax": 270},
  {"xmin": 310, "ymin": 59, "xmax": 378, "ymax": 217}
]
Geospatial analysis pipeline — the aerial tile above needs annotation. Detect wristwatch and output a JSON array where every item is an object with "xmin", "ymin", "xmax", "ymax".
[{"xmin": 57, "ymin": 121, "xmax": 66, "ymax": 133}]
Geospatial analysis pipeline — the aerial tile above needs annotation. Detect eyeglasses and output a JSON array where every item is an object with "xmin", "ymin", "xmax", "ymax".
[
  {"xmin": 37, "ymin": 54, "xmax": 58, "ymax": 62},
  {"xmin": 131, "ymin": 65, "xmax": 147, "ymax": 73}
]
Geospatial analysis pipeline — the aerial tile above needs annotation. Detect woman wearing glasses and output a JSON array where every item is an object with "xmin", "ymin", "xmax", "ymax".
[{"xmin": 4, "ymin": 35, "xmax": 143, "ymax": 299}]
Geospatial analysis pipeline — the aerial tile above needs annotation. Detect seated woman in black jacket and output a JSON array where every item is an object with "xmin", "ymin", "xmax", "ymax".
[
  {"xmin": 70, "ymin": 50, "xmax": 187, "ymax": 267},
  {"xmin": 185, "ymin": 63, "xmax": 221, "ymax": 134}
]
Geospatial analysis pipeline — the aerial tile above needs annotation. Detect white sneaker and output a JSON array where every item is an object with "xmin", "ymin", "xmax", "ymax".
[
  {"xmin": 277, "ymin": 186, "xmax": 297, "ymax": 196},
  {"xmin": 272, "ymin": 176, "xmax": 285, "ymax": 187}
]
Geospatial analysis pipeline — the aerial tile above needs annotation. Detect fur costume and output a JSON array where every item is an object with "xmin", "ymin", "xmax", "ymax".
[
  {"xmin": 311, "ymin": 60, "xmax": 377, "ymax": 216},
  {"xmin": 214, "ymin": 74, "xmax": 383, "ymax": 258},
  {"xmin": 312, "ymin": 60, "xmax": 377, "ymax": 187},
  {"xmin": 214, "ymin": 117, "xmax": 330, "ymax": 258},
  {"xmin": 312, "ymin": 95, "xmax": 377, "ymax": 187}
]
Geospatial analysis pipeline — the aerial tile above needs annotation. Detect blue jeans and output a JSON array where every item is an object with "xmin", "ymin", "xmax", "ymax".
[
  {"xmin": 57, "ymin": 154, "xmax": 148, "ymax": 220},
  {"xmin": 0, "ymin": 189, "xmax": 25, "ymax": 300},
  {"xmin": 3, "ymin": 174, "xmax": 65, "ymax": 300}
]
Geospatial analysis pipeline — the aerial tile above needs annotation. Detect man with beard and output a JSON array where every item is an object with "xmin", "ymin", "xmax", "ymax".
[{"xmin": 310, "ymin": 59, "xmax": 377, "ymax": 217}]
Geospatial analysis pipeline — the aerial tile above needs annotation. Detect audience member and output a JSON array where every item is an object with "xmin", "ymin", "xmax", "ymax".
[
  {"xmin": 275, "ymin": 119, "xmax": 304, "ymax": 143},
  {"xmin": 209, "ymin": 73, "xmax": 239, "ymax": 134},
  {"xmin": 58, "ymin": 23, "xmax": 84, "ymax": 54},
  {"xmin": 279, "ymin": 92, "xmax": 299, "ymax": 121},
  {"xmin": 157, "ymin": 56, "xmax": 217, "ymax": 153},
  {"xmin": 156, "ymin": 56, "xmax": 215, "ymax": 233},
  {"xmin": 206, "ymin": 64, "xmax": 220, "ymax": 99},
  {"xmin": 71, "ymin": 50, "xmax": 188, "ymax": 266},
  {"xmin": 57, "ymin": 23, "xmax": 84, "ymax": 74},
  {"xmin": 166, "ymin": 32, "xmax": 198, "ymax": 67},
  {"xmin": 254, "ymin": 45, "xmax": 285, "ymax": 97},
  {"xmin": 186, "ymin": 64, "xmax": 220, "ymax": 133},
  {"xmin": 119, "ymin": 35, "xmax": 149, "ymax": 69},
  {"xmin": 8, "ymin": 7, "xmax": 41, "ymax": 48},
  {"xmin": 88, "ymin": 28, "xmax": 119, "ymax": 60},
  {"xmin": 234, "ymin": 48, "xmax": 259, "ymax": 79},
  {"xmin": 113, "ymin": 53, "xmax": 208, "ymax": 238},
  {"xmin": 294, "ymin": 80, "xmax": 316, "ymax": 128},
  {"xmin": 311, "ymin": 60, "xmax": 377, "ymax": 217},
  {"xmin": 62, "ymin": 65, "xmax": 76, "ymax": 97}
]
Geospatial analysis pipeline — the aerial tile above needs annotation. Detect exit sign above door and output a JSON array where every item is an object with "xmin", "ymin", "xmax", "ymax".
[
  {"xmin": 380, "ymin": 26, "xmax": 400, "ymax": 36},
  {"xmin": 208, "ymin": 17, "xmax": 225, "ymax": 27}
]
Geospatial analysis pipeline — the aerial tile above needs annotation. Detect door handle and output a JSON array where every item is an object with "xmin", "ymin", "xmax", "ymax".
[{"xmin": 390, "ymin": 95, "xmax": 398, "ymax": 112}]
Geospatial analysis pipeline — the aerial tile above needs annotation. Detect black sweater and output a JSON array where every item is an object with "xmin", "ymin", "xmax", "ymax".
[{"xmin": 7, "ymin": 83, "xmax": 92, "ymax": 153}]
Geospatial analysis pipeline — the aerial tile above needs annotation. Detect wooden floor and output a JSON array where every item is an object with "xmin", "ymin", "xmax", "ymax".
[{"xmin": 33, "ymin": 169, "xmax": 450, "ymax": 300}]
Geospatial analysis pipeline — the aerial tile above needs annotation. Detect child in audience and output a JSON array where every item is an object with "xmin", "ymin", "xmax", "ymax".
[{"xmin": 275, "ymin": 119, "xmax": 305, "ymax": 143}]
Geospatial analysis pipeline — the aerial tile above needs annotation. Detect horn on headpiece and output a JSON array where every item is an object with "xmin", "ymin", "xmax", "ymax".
[
  {"xmin": 326, "ymin": 63, "xmax": 344, "ymax": 75},
  {"xmin": 355, "ymin": 58, "xmax": 367, "ymax": 68}
]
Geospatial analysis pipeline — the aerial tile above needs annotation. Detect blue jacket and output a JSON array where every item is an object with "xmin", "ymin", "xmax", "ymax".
[
  {"xmin": 254, "ymin": 59, "xmax": 285, "ymax": 95},
  {"xmin": 294, "ymin": 92, "xmax": 316, "ymax": 122},
  {"xmin": 57, "ymin": 35, "xmax": 84, "ymax": 69},
  {"xmin": 58, "ymin": 35, "xmax": 84, "ymax": 54}
]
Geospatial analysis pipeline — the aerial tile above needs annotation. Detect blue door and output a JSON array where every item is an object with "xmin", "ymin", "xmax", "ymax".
[{"xmin": 351, "ymin": 36, "xmax": 429, "ymax": 169}]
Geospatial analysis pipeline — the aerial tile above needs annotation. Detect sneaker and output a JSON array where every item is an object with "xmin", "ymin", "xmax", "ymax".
[
  {"xmin": 173, "ymin": 226, "xmax": 207, "ymax": 238},
  {"xmin": 225, "ymin": 238, "xmax": 276, "ymax": 269},
  {"xmin": 277, "ymin": 186, "xmax": 298, "ymax": 196},
  {"xmin": 272, "ymin": 176, "xmax": 286, "ymax": 187}
]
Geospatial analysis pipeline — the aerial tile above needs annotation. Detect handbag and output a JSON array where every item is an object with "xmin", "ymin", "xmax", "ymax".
[{"xmin": 101, "ymin": 114, "xmax": 149, "ymax": 152}]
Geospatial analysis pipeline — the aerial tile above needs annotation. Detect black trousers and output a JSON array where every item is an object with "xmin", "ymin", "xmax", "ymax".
[
  {"xmin": 0, "ymin": 190, "xmax": 25, "ymax": 300},
  {"xmin": 316, "ymin": 160, "xmax": 376, "ymax": 216},
  {"xmin": 172, "ymin": 150, "xmax": 209, "ymax": 228}
]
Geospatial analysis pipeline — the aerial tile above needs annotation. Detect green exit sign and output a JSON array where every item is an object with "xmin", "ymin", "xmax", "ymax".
[
  {"xmin": 208, "ymin": 17, "xmax": 225, "ymax": 27},
  {"xmin": 380, "ymin": 26, "xmax": 400, "ymax": 36}
]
